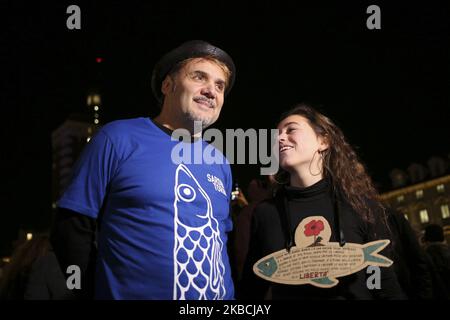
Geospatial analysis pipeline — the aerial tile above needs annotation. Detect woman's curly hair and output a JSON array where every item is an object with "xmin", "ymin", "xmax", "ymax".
[{"xmin": 275, "ymin": 103, "xmax": 385, "ymax": 223}]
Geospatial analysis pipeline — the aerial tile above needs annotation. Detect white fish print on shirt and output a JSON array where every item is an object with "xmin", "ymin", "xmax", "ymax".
[{"xmin": 173, "ymin": 164, "xmax": 226, "ymax": 300}]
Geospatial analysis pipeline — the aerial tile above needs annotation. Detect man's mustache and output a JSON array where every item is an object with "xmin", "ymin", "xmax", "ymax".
[{"xmin": 193, "ymin": 96, "xmax": 215, "ymax": 108}]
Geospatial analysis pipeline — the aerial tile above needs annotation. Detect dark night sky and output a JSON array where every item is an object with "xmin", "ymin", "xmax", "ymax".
[{"xmin": 1, "ymin": 1, "xmax": 449, "ymax": 255}]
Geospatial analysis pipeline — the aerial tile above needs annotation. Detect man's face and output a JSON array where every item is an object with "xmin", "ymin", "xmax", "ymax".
[{"xmin": 162, "ymin": 58, "xmax": 227, "ymax": 129}]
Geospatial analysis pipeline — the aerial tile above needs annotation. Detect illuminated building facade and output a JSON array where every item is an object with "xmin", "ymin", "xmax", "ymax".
[{"xmin": 381, "ymin": 156, "xmax": 450, "ymax": 242}]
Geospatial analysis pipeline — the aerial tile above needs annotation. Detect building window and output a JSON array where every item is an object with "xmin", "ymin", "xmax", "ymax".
[
  {"xmin": 419, "ymin": 209, "xmax": 429, "ymax": 224},
  {"xmin": 441, "ymin": 205, "xmax": 450, "ymax": 219},
  {"xmin": 397, "ymin": 195, "xmax": 405, "ymax": 203},
  {"xmin": 87, "ymin": 94, "xmax": 101, "ymax": 106},
  {"xmin": 437, "ymin": 184, "xmax": 445, "ymax": 193},
  {"xmin": 416, "ymin": 190, "xmax": 424, "ymax": 199}
]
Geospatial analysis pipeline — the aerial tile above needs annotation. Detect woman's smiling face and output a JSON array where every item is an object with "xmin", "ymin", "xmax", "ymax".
[{"xmin": 277, "ymin": 115, "xmax": 328, "ymax": 172}]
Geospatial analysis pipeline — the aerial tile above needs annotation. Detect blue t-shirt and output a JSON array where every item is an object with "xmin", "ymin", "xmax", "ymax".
[{"xmin": 58, "ymin": 118, "xmax": 234, "ymax": 299}]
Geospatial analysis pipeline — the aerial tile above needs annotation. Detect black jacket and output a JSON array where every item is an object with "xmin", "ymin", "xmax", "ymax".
[{"xmin": 50, "ymin": 208, "xmax": 97, "ymax": 299}]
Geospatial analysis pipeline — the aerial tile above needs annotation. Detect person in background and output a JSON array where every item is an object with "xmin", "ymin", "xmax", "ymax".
[
  {"xmin": 0, "ymin": 234, "xmax": 72, "ymax": 300},
  {"xmin": 422, "ymin": 224, "xmax": 450, "ymax": 299},
  {"xmin": 387, "ymin": 211, "xmax": 433, "ymax": 299},
  {"xmin": 232, "ymin": 177, "xmax": 273, "ymax": 283}
]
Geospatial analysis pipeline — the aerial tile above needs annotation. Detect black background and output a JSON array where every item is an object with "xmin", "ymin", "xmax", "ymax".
[{"xmin": 1, "ymin": 1, "xmax": 449, "ymax": 256}]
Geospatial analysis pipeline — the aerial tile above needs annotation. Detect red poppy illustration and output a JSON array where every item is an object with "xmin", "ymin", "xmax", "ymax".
[
  {"xmin": 304, "ymin": 219, "xmax": 324, "ymax": 246},
  {"xmin": 304, "ymin": 220, "xmax": 324, "ymax": 237}
]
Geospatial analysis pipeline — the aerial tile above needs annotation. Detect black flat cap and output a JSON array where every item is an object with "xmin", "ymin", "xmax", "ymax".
[{"xmin": 151, "ymin": 40, "xmax": 236, "ymax": 103}]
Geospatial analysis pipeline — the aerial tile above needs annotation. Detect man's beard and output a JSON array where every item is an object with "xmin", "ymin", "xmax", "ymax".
[{"xmin": 185, "ymin": 109, "xmax": 216, "ymax": 129}]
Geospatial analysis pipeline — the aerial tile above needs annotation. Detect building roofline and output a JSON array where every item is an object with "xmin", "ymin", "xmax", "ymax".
[{"xmin": 381, "ymin": 174, "xmax": 450, "ymax": 200}]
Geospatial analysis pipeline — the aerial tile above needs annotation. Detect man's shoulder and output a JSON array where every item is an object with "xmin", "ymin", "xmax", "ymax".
[
  {"xmin": 100, "ymin": 117, "xmax": 150, "ymax": 136},
  {"xmin": 202, "ymin": 139, "xmax": 232, "ymax": 168}
]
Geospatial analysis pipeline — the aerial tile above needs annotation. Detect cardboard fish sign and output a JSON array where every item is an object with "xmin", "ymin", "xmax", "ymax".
[{"xmin": 253, "ymin": 216, "xmax": 393, "ymax": 288}]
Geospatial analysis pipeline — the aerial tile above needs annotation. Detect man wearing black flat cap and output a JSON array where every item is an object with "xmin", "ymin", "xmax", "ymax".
[
  {"xmin": 152, "ymin": 40, "xmax": 236, "ymax": 132},
  {"xmin": 51, "ymin": 40, "xmax": 237, "ymax": 299}
]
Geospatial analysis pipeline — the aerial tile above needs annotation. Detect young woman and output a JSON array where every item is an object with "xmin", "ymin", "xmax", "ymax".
[{"xmin": 238, "ymin": 103, "xmax": 406, "ymax": 299}]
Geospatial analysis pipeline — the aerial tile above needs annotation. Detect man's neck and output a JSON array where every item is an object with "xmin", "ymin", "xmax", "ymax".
[
  {"xmin": 153, "ymin": 114, "xmax": 202, "ymax": 139},
  {"xmin": 153, "ymin": 114, "xmax": 177, "ymax": 131}
]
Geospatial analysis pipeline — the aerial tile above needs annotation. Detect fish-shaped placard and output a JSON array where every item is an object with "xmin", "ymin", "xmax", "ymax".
[{"xmin": 253, "ymin": 216, "xmax": 393, "ymax": 288}]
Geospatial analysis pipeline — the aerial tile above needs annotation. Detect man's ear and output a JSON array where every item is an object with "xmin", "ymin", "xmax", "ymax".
[{"xmin": 161, "ymin": 75, "xmax": 173, "ymax": 95}]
